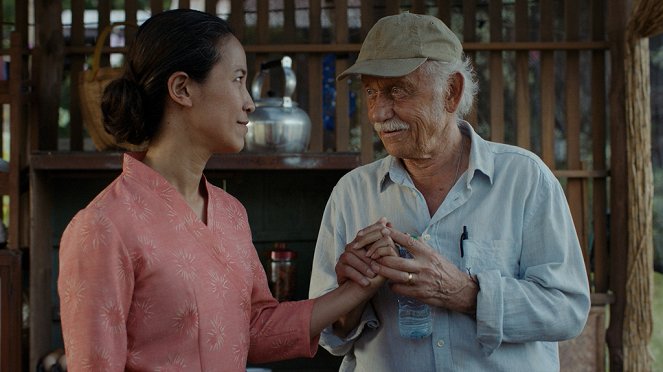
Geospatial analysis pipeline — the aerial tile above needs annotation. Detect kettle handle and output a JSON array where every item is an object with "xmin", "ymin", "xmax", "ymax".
[{"xmin": 250, "ymin": 56, "xmax": 297, "ymax": 105}]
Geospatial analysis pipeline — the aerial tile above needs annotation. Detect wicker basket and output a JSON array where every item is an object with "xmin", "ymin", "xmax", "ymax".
[{"xmin": 78, "ymin": 22, "xmax": 145, "ymax": 151}]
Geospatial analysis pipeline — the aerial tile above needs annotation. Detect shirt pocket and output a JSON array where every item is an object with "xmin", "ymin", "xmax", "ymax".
[{"xmin": 462, "ymin": 239, "xmax": 519, "ymax": 278}]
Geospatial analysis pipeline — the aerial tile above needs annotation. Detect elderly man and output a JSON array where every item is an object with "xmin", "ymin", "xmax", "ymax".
[{"xmin": 309, "ymin": 12, "xmax": 591, "ymax": 371}]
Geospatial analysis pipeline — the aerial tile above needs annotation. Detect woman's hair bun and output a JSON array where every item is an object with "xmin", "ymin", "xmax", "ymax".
[{"xmin": 101, "ymin": 76, "xmax": 148, "ymax": 145}]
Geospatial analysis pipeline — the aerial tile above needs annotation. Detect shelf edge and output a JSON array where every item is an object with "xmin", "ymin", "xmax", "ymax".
[{"xmin": 30, "ymin": 152, "xmax": 362, "ymax": 171}]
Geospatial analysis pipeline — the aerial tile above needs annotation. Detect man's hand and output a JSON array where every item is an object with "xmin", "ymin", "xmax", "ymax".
[{"xmin": 373, "ymin": 227, "xmax": 479, "ymax": 315}]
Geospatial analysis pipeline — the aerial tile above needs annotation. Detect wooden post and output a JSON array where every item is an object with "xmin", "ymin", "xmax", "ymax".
[
  {"xmin": 334, "ymin": 2, "xmax": 349, "ymax": 152},
  {"xmin": 69, "ymin": 0, "xmax": 85, "ymax": 150},
  {"xmin": 591, "ymin": 0, "xmax": 609, "ymax": 294},
  {"xmin": 488, "ymin": 0, "xmax": 504, "ymax": 143},
  {"xmin": 623, "ymin": 35, "xmax": 654, "ymax": 371},
  {"xmin": 621, "ymin": 0, "xmax": 663, "ymax": 369},
  {"xmin": 515, "ymin": 0, "xmax": 529, "ymax": 149},
  {"xmin": 359, "ymin": 0, "xmax": 375, "ymax": 164},
  {"xmin": 606, "ymin": 0, "xmax": 629, "ymax": 370},
  {"xmin": 34, "ymin": 0, "xmax": 64, "ymax": 151},
  {"xmin": 29, "ymin": 170, "xmax": 54, "ymax": 372},
  {"xmin": 540, "ymin": 0, "xmax": 555, "ymax": 168},
  {"xmin": 607, "ymin": 0, "xmax": 663, "ymax": 370},
  {"xmin": 307, "ymin": 0, "xmax": 323, "ymax": 153}
]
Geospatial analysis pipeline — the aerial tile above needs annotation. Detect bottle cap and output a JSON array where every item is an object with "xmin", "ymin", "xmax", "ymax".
[{"xmin": 270, "ymin": 249, "xmax": 296, "ymax": 261}]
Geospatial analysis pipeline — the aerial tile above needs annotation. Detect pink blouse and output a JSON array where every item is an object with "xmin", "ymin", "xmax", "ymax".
[{"xmin": 58, "ymin": 153, "xmax": 318, "ymax": 371}]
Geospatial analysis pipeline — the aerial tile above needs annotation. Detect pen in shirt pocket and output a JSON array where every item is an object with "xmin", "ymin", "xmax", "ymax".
[{"xmin": 460, "ymin": 226, "xmax": 468, "ymax": 257}]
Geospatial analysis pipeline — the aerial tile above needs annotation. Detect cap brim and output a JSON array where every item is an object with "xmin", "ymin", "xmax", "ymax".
[{"xmin": 336, "ymin": 58, "xmax": 428, "ymax": 81}]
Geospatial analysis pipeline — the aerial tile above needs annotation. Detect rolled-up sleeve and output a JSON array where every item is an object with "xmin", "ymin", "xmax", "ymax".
[{"xmin": 318, "ymin": 302, "xmax": 379, "ymax": 355}]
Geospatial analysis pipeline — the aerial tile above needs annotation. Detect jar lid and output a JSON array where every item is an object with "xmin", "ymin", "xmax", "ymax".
[{"xmin": 270, "ymin": 249, "xmax": 296, "ymax": 260}]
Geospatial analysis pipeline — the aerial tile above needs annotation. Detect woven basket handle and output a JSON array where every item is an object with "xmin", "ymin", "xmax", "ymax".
[{"xmin": 89, "ymin": 22, "xmax": 137, "ymax": 80}]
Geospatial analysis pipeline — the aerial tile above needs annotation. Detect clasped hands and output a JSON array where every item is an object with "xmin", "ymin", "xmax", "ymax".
[{"xmin": 335, "ymin": 217, "xmax": 478, "ymax": 315}]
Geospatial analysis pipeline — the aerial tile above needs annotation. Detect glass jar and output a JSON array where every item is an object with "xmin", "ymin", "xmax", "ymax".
[{"xmin": 268, "ymin": 243, "xmax": 297, "ymax": 301}]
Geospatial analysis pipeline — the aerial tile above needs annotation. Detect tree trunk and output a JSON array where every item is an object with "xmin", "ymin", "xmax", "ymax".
[{"xmin": 624, "ymin": 35, "xmax": 654, "ymax": 372}]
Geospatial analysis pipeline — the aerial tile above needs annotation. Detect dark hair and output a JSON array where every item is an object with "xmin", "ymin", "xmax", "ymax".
[{"xmin": 102, "ymin": 9, "xmax": 234, "ymax": 145}]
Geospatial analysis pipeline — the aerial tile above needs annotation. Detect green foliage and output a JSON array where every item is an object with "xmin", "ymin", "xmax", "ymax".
[
  {"xmin": 652, "ymin": 34, "xmax": 663, "ymax": 68},
  {"xmin": 653, "ymin": 168, "xmax": 663, "ymax": 271},
  {"xmin": 653, "ymin": 272, "xmax": 663, "ymax": 369}
]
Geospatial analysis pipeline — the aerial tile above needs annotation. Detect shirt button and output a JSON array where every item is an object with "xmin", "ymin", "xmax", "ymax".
[
  {"xmin": 422, "ymin": 234, "xmax": 431, "ymax": 241},
  {"xmin": 436, "ymin": 339, "xmax": 445, "ymax": 348}
]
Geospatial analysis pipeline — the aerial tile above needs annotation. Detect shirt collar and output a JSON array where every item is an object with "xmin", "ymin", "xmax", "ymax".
[
  {"xmin": 377, "ymin": 120, "xmax": 494, "ymax": 193},
  {"xmin": 123, "ymin": 151, "xmax": 212, "ymax": 198},
  {"xmin": 459, "ymin": 120, "xmax": 494, "ymax": 186},
  {"xmin": 378, "ymin": 156, "xmax": 405, "ymax": 192}
]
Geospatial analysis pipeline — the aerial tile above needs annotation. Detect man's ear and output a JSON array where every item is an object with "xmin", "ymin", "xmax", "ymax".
[
  {"xmin": 445, "ymin": 72, "xmax": 464, "ymax": 113},
  {"xmin": 167, "ymin": 71, "xmax": 193, "ymax": 107}
]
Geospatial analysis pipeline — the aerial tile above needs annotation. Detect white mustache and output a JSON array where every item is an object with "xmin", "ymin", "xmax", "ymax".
[{"xmin": 373, "ymin": 119, "xmax": 410, "ymax": 132}]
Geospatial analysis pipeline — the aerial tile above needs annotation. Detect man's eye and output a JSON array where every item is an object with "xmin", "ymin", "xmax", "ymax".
[{"xmin": 391, "ymin": 87, "xmax": 406, "ymax": 97}]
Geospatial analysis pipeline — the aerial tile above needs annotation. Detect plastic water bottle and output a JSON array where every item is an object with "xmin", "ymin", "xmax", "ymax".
[{"xmin": 397, "ymin": 244, "xmax": 433, "ymax": 339}]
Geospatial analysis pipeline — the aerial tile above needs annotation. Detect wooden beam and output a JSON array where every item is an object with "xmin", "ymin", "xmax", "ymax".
[
  {"xmin": 565, "ymin": 0, "xmax": 586, "ymax": 267},
  {"xmin": 69, "ymin": 0, "xmax": 85, "ymax": 151},
  {"xmin": 229, "ymin": 0, "xmax": 244, "ymax": 42},
  {"xmin": 591, "ymin": 0, "xmax": 609, "ymax": 294},
  {"xmin": 464, "ymin": 0, "xmax": 478, "ymax": 126},
  {"xmin": 540, "ymin": 0, "xmax": 555, "ymax": 168},
  {"xmin": 489, "ymin": 0, "xmax": 504, "ymax": 142},
  {"xmin": 0, "ymin": 250, "xmax": 22, "ymax": 372},
  {"xmin": 150, "ymin": 0, "xmax": 163, "ymax": 14},
  {"xmin": 30, "ymin": 152, "xmax": 361, "ymax": 171},
  {"xmin": 360, "ymin": 0, "xmax": 375, "ymax": 164},
  {"xmin": 515, "ymin": 0, "xmax": 530, "ymax": 148},
  {"xmin": 29, "ymin": 170, "xmax": 54, "ymax": 371},
  {"xmin": 385, "ymin": 0, "xmax": 400, "ymax": 16},
  {"xmin": 606, "ymin": 0, "xmax": 629, "ymax": 370},
  {"xmin": 307, "ymin": 0, "xmax": 322, "ymax": 152},
  {"xmin": 623, "ymin": 15, "xmax": 654, "ymax": 372},
  {"xmin": 334, "ymin": 2, "xmax": 349, "ymax": 152},
  {"xmin": 437, "ymin": 0, "xmax": 451, "ymax": 25},
  {"xmin": 64, "ymin": 41, "xmax": 612, "ymax": 56},
  {"xmin": 34, "ymin": 0, "xmax": 64, "ymax": 151}
]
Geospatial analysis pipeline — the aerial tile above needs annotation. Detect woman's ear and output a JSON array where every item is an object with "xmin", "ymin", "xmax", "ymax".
[
  {"xmin": 445, "ymin": 72, "xmax": 464, "ymax": 113},
  {"xmin": 167, "ymin": 71, "xmax": 193, "ymax": 107}
]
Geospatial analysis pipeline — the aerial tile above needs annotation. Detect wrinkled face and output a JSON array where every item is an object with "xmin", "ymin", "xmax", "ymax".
[
  {"xmin": 362, "ymin": 67, "xmax": 453, "ymax": 159},
  {"xmin": 189, "ymin": 36, "xmax": 255, "ymax": 154}
]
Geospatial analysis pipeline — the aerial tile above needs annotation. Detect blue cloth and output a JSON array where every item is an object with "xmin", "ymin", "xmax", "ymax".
[{"xmin": 309, "ymin": 121, "xmax": 591, "ymax": 372}]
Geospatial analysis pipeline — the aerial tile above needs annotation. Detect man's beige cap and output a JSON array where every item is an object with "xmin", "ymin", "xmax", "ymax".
[{"xmin": 337, "ymin": 12, "xmax": 462, "ymax": 81}]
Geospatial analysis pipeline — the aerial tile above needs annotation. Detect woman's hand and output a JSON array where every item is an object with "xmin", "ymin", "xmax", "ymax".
[{"xmin": 335, "ymin": 217, "xmax": 396, "ymax": 287}]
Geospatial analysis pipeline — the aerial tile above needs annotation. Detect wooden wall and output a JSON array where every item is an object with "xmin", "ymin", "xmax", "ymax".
[
  {"xmin": 53, "ymin": 0, "xmax": 611, "ymax": 293},
  {"xmin": 0, "ymin": 0, "xmax": 623, "ymax": 370}
]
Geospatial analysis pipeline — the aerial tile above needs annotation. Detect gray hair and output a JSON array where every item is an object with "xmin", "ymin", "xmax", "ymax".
[{"xmin": 419, "ymin": 57, "xmax": 478, "ymax": 118}]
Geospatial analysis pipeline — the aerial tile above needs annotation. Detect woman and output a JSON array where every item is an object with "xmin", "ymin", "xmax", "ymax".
[{"xmin": 58, "ymin": 9, "xmax": 392, "ymax": 371}]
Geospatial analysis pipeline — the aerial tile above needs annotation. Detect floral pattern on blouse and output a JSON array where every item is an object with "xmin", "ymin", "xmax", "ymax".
[{"xmin": 58, "ymin": 152, "xmax": 318, "ymax": 371}]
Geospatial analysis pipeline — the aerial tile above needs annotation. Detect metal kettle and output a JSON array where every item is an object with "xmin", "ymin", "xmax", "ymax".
[{"xmin": 245, "ymin": 56, "xmax": 312, "ymax": 153}]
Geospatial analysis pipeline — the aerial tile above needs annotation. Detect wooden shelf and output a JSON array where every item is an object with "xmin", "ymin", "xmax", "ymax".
[{"xmin": 30, "ymin": 151, "xmax": 362, "ymax": 171}]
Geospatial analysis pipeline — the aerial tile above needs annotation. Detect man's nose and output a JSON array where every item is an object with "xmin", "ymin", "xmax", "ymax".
[{"xmin": 369, "ymin": 95, "xmax": 394, "ymax": 123}]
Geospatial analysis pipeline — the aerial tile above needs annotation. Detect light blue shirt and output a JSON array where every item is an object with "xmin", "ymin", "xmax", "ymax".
[{"xmin": 309, "ymin": 121, "xmax": 591, "ymax": 372}]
